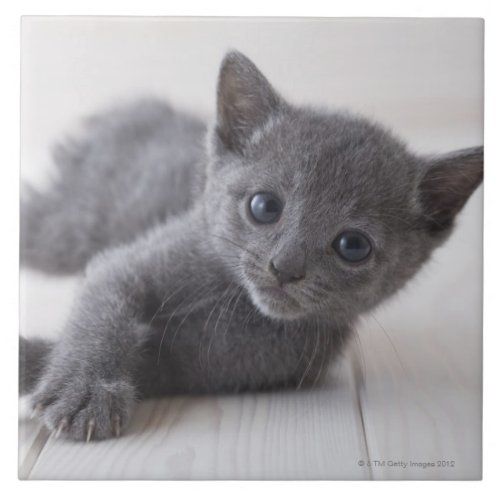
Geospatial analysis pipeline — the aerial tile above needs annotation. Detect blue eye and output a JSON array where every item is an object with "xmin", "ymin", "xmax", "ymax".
[
  {"xmin": 249, "ymin": 192, "xmax": 283, "ymax": 224},
  {"xmin": 333, "ymin": 231, "xmax": 372, "ymax": 262}
]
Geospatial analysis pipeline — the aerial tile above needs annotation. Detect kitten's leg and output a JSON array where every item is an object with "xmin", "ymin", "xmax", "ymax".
[
  {"xmin": 19, "ymin": 336, "xmax": 53, "ymax": 394},
  {"xmin": 30, "ymin": 209, "xmax": 216, "ymax": 440},
  {"xmin": 29, "ymin": 260, "xmax": 150, "ymax": 440}
]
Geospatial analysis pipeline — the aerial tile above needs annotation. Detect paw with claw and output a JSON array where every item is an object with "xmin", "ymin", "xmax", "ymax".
[{"xmin": 31, "ymin": 371, "xmax": 136, "ymax": 442}]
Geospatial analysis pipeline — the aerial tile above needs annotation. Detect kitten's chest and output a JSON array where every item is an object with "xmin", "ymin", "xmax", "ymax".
[{"xmin": 142, "ymin": 295, "xmax": 342, "ymax": 395}]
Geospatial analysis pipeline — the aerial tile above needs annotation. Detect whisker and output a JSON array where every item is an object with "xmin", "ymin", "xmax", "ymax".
[
  {"xmin": 210, "ymin": 233, "xmax": 261, "ymax": 261},
  {"xmin": 200, "ymin": 283, "xmax": 235, "ymax": 369},
  {"xmin": 167, "ymin": 283, "xmax": 221, "ymax": 351},
  {"xmin": 312, "ymin": 325, "xmax": 329, "ymax": 388},
  {"xmin": 156, "ymin": 280, "xmax": 218, "ymax": 364},
  {"xmin": 297, "ymin": 319, "xmax": 321, "ymax": 389},
  {"xmin": 369, "ymin": 312, "xmax": 410, "ymax": 379},
  {"xmin": 223, "ymin": 287, "xmax": 246, "ymax": 341},
  {"xmin": 207, "ymin": 285, "xmax": 241, "ymax": 364}
]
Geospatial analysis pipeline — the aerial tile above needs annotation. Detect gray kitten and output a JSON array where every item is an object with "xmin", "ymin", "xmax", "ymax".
[{"xmin": 20, "ymin": 51, "xmax": 483, "ymax": 441}]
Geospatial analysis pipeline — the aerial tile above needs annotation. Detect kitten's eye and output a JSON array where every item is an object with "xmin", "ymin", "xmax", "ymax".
[
  {"xmin": 332, "ymin": 231, "xmax": 372, "ymax": 262},
  {"xmin": 249, "ymin": 192, "xmax": 283, "ymax": 224}
]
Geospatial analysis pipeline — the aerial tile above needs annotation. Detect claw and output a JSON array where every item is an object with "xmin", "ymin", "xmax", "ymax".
[
  {"xmin": 112, "ymin": 414, "xmax": 121, "ymax": 438},
  {"xmin": 86, "ymin": 418, "xmax": 95, "ymax": 443},
  {"xmin": 30, "ymin": 403, "xmax": 44, "ymax": 419},
  {"xmin": 55, "ymin": 418, "xmax": 68, "ymax": 439}
]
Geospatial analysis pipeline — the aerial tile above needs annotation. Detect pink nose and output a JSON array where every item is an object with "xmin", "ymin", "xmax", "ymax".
[{"xmin": 269, "ymin": 260, "xmax": 305, "ymax": 286}]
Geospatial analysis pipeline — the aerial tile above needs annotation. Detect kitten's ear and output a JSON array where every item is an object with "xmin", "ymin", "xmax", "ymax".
[
  {"xmin": 419, "ymin": 146, "xmax": 483, "ymax": 232},
  {"xmin": 215, "ymin": 51, "xmax": 283, "ymax": 154}
]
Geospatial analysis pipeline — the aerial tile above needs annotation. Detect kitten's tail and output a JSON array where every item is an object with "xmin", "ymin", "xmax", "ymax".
[
  {"xmin": 20, "ymin": 180, "xmax": 96, "ymax": 274},
  {"xmin": 21, "ymin": 99, "xmax": 204, "ymax": 274},
  {"xmin": 19, "ymin": 336, "xmax": 53, "ymax": 394}
]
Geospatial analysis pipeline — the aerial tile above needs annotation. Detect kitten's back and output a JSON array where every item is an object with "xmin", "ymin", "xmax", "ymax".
[{"xmin": 21, "ymin": 98, "xmax": 206, "ymax": 274}]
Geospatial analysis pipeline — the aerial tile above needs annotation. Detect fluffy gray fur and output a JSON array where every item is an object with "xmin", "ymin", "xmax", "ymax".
[{"xmin": 20, "ymin": 51, "xmax": 483, "ymax": 441}]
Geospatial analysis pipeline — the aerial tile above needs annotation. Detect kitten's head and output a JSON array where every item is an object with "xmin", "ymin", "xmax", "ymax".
[{"xmin": 204, "ymin": 51, "xmax": 483, "ymax": 323}]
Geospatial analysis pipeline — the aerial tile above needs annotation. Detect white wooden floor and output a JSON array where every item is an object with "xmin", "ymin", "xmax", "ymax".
[{"xmin": 18, "ymin": 191, "xmax": 482, "ymax": 480}]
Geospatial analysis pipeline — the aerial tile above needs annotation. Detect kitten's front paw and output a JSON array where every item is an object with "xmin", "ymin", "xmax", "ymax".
[{"xmin": 31, "ymin": 371, "xmax": 136, "ymax": 441}]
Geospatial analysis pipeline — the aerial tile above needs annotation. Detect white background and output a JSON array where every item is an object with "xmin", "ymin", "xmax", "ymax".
[
  {"xmin": 22, "ymin": 17, "xmax": 483, "ymax": 187},
  {"xmin": 1, "ymin": 0, "xmax": 500, "ymax": 497}
]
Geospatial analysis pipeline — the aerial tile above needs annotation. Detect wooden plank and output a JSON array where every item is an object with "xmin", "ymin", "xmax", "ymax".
[
  {"xmin": 29, "ymin": 358, "xmax": 369, "ymax": 480},
  {"xmin": 354, "ymin": 193, "xmax": 482, "ymax": 480}
]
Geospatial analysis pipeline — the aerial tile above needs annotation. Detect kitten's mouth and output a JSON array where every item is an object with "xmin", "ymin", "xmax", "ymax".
[
  {"xmin": 259, "ymin": 286, "xmax": 292, "ymax": 301},
  {"xmin": 249, "ymin": 284, "xmax": 305, "ymax": 320}
]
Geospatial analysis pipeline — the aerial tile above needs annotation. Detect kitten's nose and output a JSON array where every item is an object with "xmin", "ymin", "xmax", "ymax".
[{"xmin": 269, "ymin": 257, "xmax": 306, "ymax": 286}]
